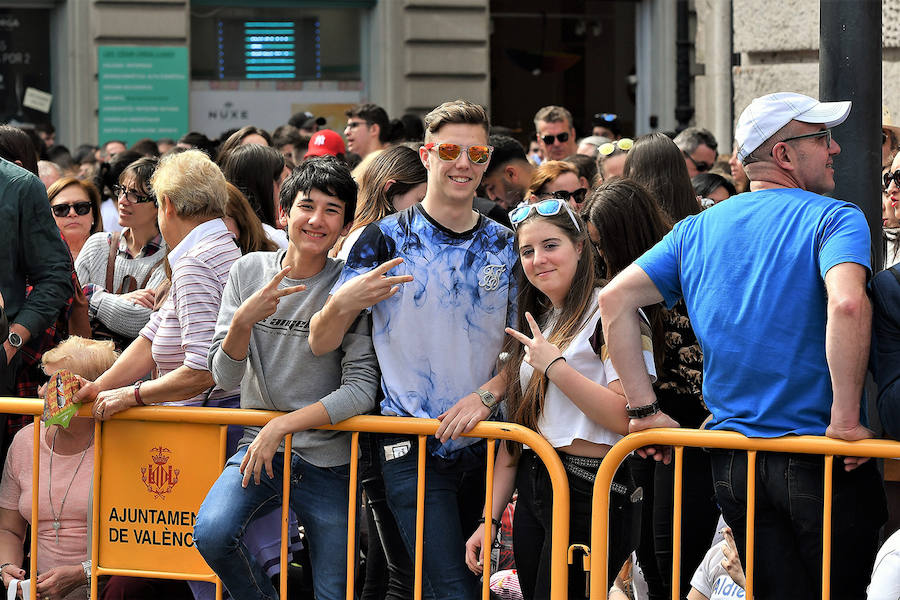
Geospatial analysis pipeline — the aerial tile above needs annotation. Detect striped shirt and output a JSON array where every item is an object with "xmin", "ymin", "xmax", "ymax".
[{"xmin": 139, "ymin": 219, "xmax": 241, "ymax": 405}]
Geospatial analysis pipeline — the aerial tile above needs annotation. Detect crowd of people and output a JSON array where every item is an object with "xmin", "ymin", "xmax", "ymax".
[{"xmin": 0, "ymin": 91, "xmax": 897, "ymax": 600}]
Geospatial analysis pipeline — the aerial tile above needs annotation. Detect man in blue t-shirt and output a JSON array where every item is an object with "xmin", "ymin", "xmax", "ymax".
[
  {"xmin": 597, "ymin": 92, "xmax": 887, "ymax": 600},
  {"xmin": 309, "ymin": 100, "xmax": 517, "ymax": 599}
]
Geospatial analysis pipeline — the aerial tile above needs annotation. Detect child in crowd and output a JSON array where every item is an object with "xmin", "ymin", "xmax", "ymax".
[{"xmin": 194, "ymin": 156, "xmax": 380, "ymax": 600}]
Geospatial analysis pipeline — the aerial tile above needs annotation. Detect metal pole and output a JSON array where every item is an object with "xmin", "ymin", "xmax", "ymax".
[{"xmin": 820, "ymin": 0, "xmax": 882, "ymax": 269}]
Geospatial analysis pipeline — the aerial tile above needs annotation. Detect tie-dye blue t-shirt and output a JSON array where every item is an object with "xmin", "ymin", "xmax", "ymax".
[{"xmin": 333, "ymin": 204, "xmax": 518, "ymax": 456}]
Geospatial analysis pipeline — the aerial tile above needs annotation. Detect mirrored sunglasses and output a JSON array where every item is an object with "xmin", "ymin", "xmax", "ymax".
[
  {"xmin": 51, "ymin": 201, "xmax": 92, "ymax": 218},
  {"xmin": 423, "ymin": 142, "xmax": 493, "ymax": 164},
  {"xmin": 509, "ymin": 198, "xmax": 582, "ymax": 232},
  {"xmin": 599, "ymin": 138, "xmax": 634, "ymax": 156}
]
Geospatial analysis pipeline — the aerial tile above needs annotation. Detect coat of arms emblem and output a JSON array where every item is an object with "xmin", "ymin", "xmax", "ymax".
[{"xmin": 141, "ymin": 446, "xmax": 180, "ymax": 499}]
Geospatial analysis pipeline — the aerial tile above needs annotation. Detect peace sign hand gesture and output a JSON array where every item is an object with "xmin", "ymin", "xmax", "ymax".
[
  {"xmin": 234, "ymin": 266, "xmax": 306, "ymax": 329},
  {"xmin": 504, "ymin": 312, "xmax": 563, "ymax": 375}
]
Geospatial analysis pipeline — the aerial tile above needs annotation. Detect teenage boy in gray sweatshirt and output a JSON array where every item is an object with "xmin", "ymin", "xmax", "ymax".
[{"xmin": 194, "ymin": 156, "xmax": 379, "ymax": 600}]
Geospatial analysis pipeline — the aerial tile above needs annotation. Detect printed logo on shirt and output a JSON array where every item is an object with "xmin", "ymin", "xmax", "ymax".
[
  {"xmin": 478, "ymin": 264, "xmax": 506, "ymax": 291},
  {"xmin": 257, "ymin": 317, "xmax": 310, "ymax": 336},
  {"xmin": 711, "ymin": 574, "xmax": 744, "ymax": 598}
]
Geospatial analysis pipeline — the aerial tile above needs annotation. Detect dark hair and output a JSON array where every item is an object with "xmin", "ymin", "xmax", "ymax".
[
  {"xmin": 0, "ymin": 125, "xmax": 38, "ymax": 174},
  {"xmin": 34, "ymin": 122, "xmax": 55, "ymax": 136},
  {"xmin": 224, "ymin": 182, "xmax": 279, "ymax": 254},
  {"xmin": 48, "ymin": 145, "xmax": 76, "ymax": 171},
  {"xmin": 73, "ymin": 144, "xmax": 98, "ymax": 165},
  {"xmin": 587, "ymin": 178, "xmax": 670, "ymax": 364},
  {"xmin": 216, "ymin": 126, "xmax": 273, "ymax": 163},
  {"xmin": 279, "ymin": 155, "xmax": 357, "ymax": 226},
  {"xmin": 674, "ymin": 127, "xmax": 719, "ymax": 155},
  {"xmin": 623, "ymin": 132, "xmax": 700, "ymax": 223},
  {"xmin": 591, "ymin": 112, "xmax": 622, "ymax": 137},
  {"xmin": 346, "ymin": 103, "xmax": 391, "ymax": 143},
  {"xmin": 563, "ymin": 154, "xmax": 598, "ymax": 189},
  {"xmin": 484, "ymin": 135, "xmax": 527, "ymax": 177},
  {"xmin": 692, "ymin": 172, "xmax": 736, "ymax": 199},
  {"xmin": 272, "ymin": 124, "xmax": 302, "ymax": 150},
  {"xmin": 400, "ymin": 113, "xmax": 425, "ymax": 143},
  {"xmin": 220, "ymin": 144, "xmax": 285, "ymax": 228},
  {"xmin": 47, "ymin": 177, "xmax": 104, "ymax": 235},
  {"xmin": 177, "ymin": 131, "xmax": 217, "ymax": 157},
  {"xmin": 95, "ymin": 150, "xmax": 143, "ymax": 200},
  {"xmin": 386, "ymin": 119, "xmax": 409, "ymax": 145},
  {"xmin": 502, "ymin": 205, "xmax": 595, "ymax": 448},
  {"xmin": 119, "ymin": 156, "xmax": 159, "ymax": 198},
  {"xmin": 129, "ymin": 138, "xmax": 160, "ymax": 157}
]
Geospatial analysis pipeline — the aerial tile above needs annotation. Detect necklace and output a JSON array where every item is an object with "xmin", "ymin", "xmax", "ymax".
[{"xmin": 48, "ymin": 427, "xmax": 92, "ymax": 544}]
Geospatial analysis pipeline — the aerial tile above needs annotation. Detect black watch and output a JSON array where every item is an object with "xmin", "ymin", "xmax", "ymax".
[
  {"xmin": 626, "ymin": 399, "xmax": 660, "ymax": 419},
  {"xmin": 7, "ymin": 331, "xmax": 22, "ymax": 349}
]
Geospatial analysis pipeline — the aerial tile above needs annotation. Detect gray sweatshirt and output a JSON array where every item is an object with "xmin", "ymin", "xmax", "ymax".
[{"xmin": 208, "ymin": 251, "xmax": 379, "ymax": 467}]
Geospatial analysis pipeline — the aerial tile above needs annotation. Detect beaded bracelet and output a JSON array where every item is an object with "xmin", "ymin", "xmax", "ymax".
[{"xmin": 477, "ymin": 517, "xmax": 502, "ymax": 529}]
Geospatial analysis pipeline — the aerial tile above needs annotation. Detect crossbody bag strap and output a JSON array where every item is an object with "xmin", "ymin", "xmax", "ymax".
[{"xmin": 105, "ymin": 232, "xmax": 121, "ymax": 293}]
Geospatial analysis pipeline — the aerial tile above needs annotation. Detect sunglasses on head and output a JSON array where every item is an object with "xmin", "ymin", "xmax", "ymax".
[
  {"xmin": 599, "ymin": 138, "xmax": 634, "ymax": 156},
  {"xmin": 682, "ymin": 150, "xmax": 713, "ymax": 173},
  {"xmin": 113, "ymin": 184, "xmax": 155, "ymax": 204},
  {"xmin": 884, "ymin": 169, "xmax": 900, "ymax": 191},
  {"xmin": 51, "ymin": 201, "xmax": 92, "ymax": 218},
  {"xmin": 540, "ymin": 132, "xmax": 570, "ymax": 146},
  {"xmin": 423, "ymin": 142, "xmax": 493, "ymax": 164},
  {"xmin": 593, "ymin": 113, "xmax": 618, "ymax": 123},
  {"xmin": 539, "ymin": 188, "xmax": 588, "ymax": 205},
  {"xmin": 509, "ymin": 198, "xmax": 582, "ymax": 232}
]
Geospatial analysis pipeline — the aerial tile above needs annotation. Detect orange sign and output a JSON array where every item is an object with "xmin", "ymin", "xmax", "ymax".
[{"xmin": 98, "ymin": 421, "xmax": 222, "ymax": 575}]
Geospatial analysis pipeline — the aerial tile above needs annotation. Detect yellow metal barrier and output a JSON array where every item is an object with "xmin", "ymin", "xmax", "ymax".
[
  {"xmin": 0, "ymin": 399, "xmax": 572, "ymax": 599},
  {"xmin": 589, "ymin": 428, "xmax": 900, "ymax": 600}
]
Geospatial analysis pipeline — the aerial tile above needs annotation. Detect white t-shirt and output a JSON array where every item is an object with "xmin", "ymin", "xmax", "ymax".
[
  {"xmin": 868, "ymin": 530, "xmax": 900, "ymax": 600},
  {"xmin": 690, "ymin": 542, "xmax": 745, "ymax": 599},
  {"xmin": 520, "ymin": 289, "xmax": 656, "ymax": 448},
  {"xmin": 262, "ymin": 223, "xmax": 289, "ymax": 249}
]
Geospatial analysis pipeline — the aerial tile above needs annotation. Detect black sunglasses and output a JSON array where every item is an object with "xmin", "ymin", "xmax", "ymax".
[
  {"xmin": 884, "ymin": 169, "xmax": 900, "ymax": 191},
  {"xmin": 51, "ymin": 201, "xmax": 92, "ymax": 218},
  {"xmin": 540, "ymin": 132, "xmax": 570, "ymax": 146},
  {"xmin": 682, "ymin": 150, "xmax": 712, "ymax": 173},
  {"xmin": 539, "ymin": 188, "xmax": 587, "ymax": 205}
]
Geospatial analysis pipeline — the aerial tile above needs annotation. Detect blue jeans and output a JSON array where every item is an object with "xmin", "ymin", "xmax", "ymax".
[
  {"xmin": 710, "ymin": 450, "xmax": 887, "ymax": 600},
  {"xmin": 194, "ymin": 447, "xmax": 352, "ymax": 600},
  {"xmin": 378, "ymin": 434, "xmax": 485, "ymax": 600}
]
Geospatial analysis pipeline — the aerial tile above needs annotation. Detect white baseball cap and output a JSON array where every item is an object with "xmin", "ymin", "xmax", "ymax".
[{"xmin": 735, "ymin": 92, "xmax": 851, "ymax": 162}]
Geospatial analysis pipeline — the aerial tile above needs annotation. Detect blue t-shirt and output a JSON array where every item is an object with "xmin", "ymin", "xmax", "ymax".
[
  {"xmin": 635, "ymin": 188, "xmax": 870, "ymax": 437},
  {"xmin": 334, "ymin": 204, "xmax": 519, "ymax": 456}
]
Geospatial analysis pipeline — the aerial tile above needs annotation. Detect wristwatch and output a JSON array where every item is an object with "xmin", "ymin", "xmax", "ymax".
[
  {"xmin": 7, "ymin": 331, "xmax": 22, "ymax": 349},
  {"xmin": 626, "ymin": 399, "xmax": 660, "ymax": 419},
  {"xmin": 475, "ymin": 388, "xmax": 499, "ymax": 410}
]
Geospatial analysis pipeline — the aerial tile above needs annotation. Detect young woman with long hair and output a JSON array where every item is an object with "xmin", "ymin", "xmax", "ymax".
[
  {"xmin": 219, "ymin": 144, "xmax": 289, "ymax": 248},
  {"xmin": 623, "ymin": 132, "xmax": 700, "ymax": 224},
  {"xmin": 588, "ymin": 178, "xmax": 714, "ymax": 600},
  {"xmin": 464, "ymin": 198, "xmax": 652, "ymax": 599},
  {"xmin": 332, "ymin": 145, "xmax": 426, "ymax": 259}
]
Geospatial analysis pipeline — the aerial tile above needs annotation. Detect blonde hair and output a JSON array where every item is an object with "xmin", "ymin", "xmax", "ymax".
[
  {"xmin": 151, "ymin": 149, "xmax": 226, "ymax": 218},
  {"xmin": 42, "ymin": 337, "xmax": 118, "ymax": 381},
  {"xmin": 423, "ymin": 100, "xmax": 489, "ymax": 143}
]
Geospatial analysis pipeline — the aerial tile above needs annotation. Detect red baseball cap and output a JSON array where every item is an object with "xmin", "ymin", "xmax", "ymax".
[{"xmin": 304, "ymin": 129, "xmax": 346, "ymax": 158}]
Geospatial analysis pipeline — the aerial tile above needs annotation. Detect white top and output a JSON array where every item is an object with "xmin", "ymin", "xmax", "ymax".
[
  {"xmin": 868, "ymin": 530, "xmax": 900, "ymax": 600},
  {"xmin": 520, "ymin": 288, "xmax": 657, "ymax": 448},
  {"xmin": 100, "ymin": 197, "xmax": 122, "ymax": 233},
  {"xmin": 262, "ymin": 223, "xmax": 289, "ymax": 249},
  {"xmin": 690, "ymin": 541, "xmax": 745, "ymax": 599},
  {"xmin": 335, "ymin": 227, "xmax": 363, "ymax": 262}
]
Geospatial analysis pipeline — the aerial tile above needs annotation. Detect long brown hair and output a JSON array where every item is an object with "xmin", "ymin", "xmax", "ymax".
[
  {"xmin": 224, "ymin": 182, "xmax": 278, "ymax": 254},
  {"xmin": 501, "ymin": 206, "xmax": 596, "ymax": 452},
  {"xmin": 587, "ymin": 178, "xmax": 670, "ymax": 365},
  {"xmin": 623, "ymin": 132, "xmax": 700, "ymax": 223}
]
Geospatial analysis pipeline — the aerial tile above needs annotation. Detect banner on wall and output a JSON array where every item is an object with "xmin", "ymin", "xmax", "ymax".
[{"xmin": 98, "ymin": 46, "xmax": 189, "ymax": 145}]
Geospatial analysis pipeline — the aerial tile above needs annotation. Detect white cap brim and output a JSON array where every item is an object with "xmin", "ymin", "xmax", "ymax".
[{"xmin": 795, "ymin": 100, "xmax": 851, "ymax": 128}]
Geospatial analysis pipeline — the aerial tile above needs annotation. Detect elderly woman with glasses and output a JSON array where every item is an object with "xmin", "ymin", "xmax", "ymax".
[
  {"xmin": 74, "ymin": 157, "xmax": 166, "ymax": 348},
  {"xmin": 74, "ymin": 150, "xmax": 242, "ymax": 419}
]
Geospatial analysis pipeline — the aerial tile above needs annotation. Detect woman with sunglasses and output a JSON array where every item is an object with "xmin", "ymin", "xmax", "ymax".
[
  {"xmin": 527, "ymin": 160, "xmax": 590, "ymax": 211},
  {"xmin": 47, "ymin": 178, "xmax": 103, "ymax": 261},
  {"xmin": 465, "ymin": 197, "xmax": 650, "ymax": 599},
  {"xmin": 883, "ymin": 157, "xmax": 900, "ymax": 268},
  {"xmin": 74, "ymin": 157, "xmax": 167, "ymax": 347}
]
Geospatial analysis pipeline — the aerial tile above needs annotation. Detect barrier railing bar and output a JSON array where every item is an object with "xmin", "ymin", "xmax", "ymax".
[
  {"xmin": 822, "ymin": 454, "xmax": 833, "ymax": 600},
  {"xmin": 745, "ymin": 450, "xmax": 756, "ymax": 600},
  {"xmin": 4, "ymin": 400, "xmax": 570, "ymax": 599},
  {"xmin": 280, "ymin": 433, "xmax": 292, "ymax": 600},
  {"xmin": 414, "ymin": 434, "xmax": 427, "ymax": 600},
  {"xmin": 590, "ymin": 428, "xmax": 900, "ymax": 599},
  {"xmin": 90, "ymin": 420, "xmax": 101, "ymax": 600},
  {"xmin": 216, "ymin": 425, "xmax": 228, "ymax": 600},
  {"xmin": 346, "ymin": 431, "xmax": 360, "ymax": 600},
  {"xmin": 29, "ymin": 417, "xmax": 38, "ymax": 600},
  {"xmin": 671, "ymin": 445, "xmax": 684, "ymax": 599},
  {"xmin": 482, "ymin": 438, "xmax": 496, "ymax": 600}
]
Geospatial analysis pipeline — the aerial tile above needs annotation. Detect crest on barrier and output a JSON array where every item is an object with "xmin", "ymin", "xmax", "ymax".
[{"xmin": 141, "ymin": 446, "xmax": 180, "ymax": 499}]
